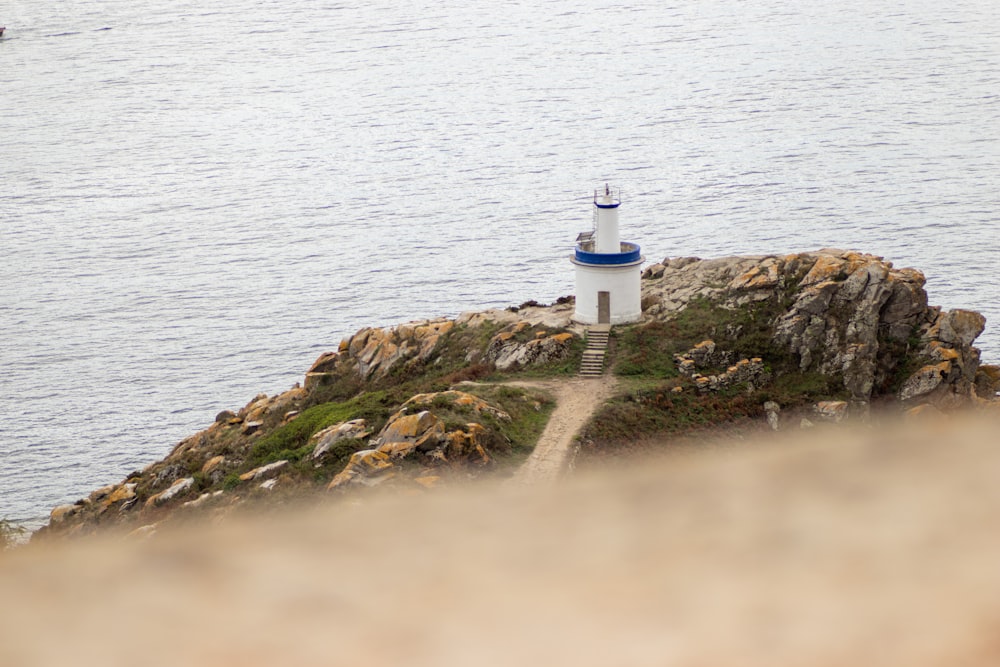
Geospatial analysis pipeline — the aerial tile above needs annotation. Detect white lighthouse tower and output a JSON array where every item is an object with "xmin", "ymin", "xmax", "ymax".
[{"xmin": 571, "ymin": 185, "xmax": 644, "ymax": 325}]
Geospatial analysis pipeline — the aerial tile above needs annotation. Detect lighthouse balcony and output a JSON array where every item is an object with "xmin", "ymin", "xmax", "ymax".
[{"xmin": 574, "ymin": 240, "xmax": 642, "ymax": 265}]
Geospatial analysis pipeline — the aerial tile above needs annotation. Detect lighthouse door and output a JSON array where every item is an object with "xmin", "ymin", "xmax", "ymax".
[{"xmin": 597, "ymin": 291, "xmax": 611, "ymax": 324}]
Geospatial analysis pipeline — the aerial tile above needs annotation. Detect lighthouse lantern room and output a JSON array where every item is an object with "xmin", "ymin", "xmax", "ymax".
[{"xmin": 571, "ymin": 185, "xmax": 644, "ymax": 325}]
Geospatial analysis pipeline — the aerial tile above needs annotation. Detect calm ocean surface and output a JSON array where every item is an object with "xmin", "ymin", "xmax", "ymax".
[{"xmin": 2, "ymin": 0, "xmax": 998, "ymax": 527}]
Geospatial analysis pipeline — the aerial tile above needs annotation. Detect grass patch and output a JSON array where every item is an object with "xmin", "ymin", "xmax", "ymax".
[
  {"xmin": 248, "ymin": 391, "xmax": 394, "ymax": 468},
  {"xmin": 577, "ymin": 384, "xmax": 763, "ymax": 459},
  {"xmin": 458, "ymin": 384, "xmax": 556, "ymax": 465},
  {"xmin": 613, "ymin": 293, "xmax": 799, "ymax": 381}
]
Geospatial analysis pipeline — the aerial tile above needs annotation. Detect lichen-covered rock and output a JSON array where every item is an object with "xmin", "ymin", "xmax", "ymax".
[
  {"xmin": 485, "ymin": 328, "xmax": 576, "ymax": 370},
  {"xmin": 201, "ymin": 456, "xmax": 226, "ymax": 475},
  {"xmin": 145, "ymin": 477, "xmax": 195, "ymax": 508},
  {"xmin": 49, "ymin": 504, "xmax": 79, "ymax": 525},
  {"xmin": 898, "ymin": 362, "xmax": 952, "ymax": 402},
  {"xmin": 308, "ymin": 318, "xmax": 459, "ymax": 382},
  {"xmin": 644, "ymin": 249, "xmax": 987, "ymax": 408},
  {"xmin": 310, "ymin": 419, "xmax": 372, "ymax": 461},
  {"xmin": 813, "ymin": 401, "xmax": 849, "ymax": 423},
  {"xmin": 238, "ymin": 460, "xmax": 288, "ymax": 483},
  {"xmin": 975, "ymin": 365, "xmax": 1000, "ymax": 398},
  {"xmin": 930, "ymin": 310, "xmax": 986, "ymax": 347},
  {"xmin": 402, "ymin": 390, "xmax": 511, "ymax": 421},
  {"xmin": 327, "ymin": 449, "xmax": 394, "ymax": 489},
  {"xmin": 376, "ymin": 410, "xmax": 446, "ymax": 452}
]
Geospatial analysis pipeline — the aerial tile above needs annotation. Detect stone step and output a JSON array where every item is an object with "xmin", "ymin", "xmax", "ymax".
[{"xmin": 579, "ymin": 325, "xmax": 611, "ymax": 376}]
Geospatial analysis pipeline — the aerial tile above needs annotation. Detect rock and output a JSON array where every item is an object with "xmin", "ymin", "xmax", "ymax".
[
  {"xmin": 126, "ymin": 524, "xmax": 158, "ymax": 540},
  {"xmin": 241, "ymin": 420, "xmax": 263, "ymax": 435},
  {"xmin": 729, "ymin": 257, "xmax": 783, "ymax": 290},
  {"xmin": 215, "ymin": 410, "xmax": 237, "ymax": 423},
  {"xmin": 376, "ymin": 441, "xmax": 420, "ymax": 459},
  {"xmin": 485, "ymin": 327, "xmax": 576, "ymax": 370},
  {"xmin": 444, "ymin": 423, "xmax": 491, "ymax": 464},
  {"xmin": 238, "ymin": 460, "xmax": 288, "ymax": 482},
  {"xmin": 813, "ymin": 401, "xmax": 848, "ymax": 423},
  {"xmin": 975, "ymin": 365, "xmax": 1000, "ymax": 398},
  {"xmin": 763, "ymin": 401, "xmax": 780, "ymax": 431},
  {"xmin": 49, "ymin": 504, "xmax": 79, "ymax": 525},
  {"xmin": 182, "ymin": 491, "xmax": 223, "ymax": 509},
  {"xmin": 145, "ymin": 477, "xmax": 195, "ymax": 508},
  {"xmin": 898, "ymin": 362, "xmax": 952, "ymax": 402},
  {"xmin": 931, "ymin": 309, "xmax": 986, "ymax": 347},
  {"xmin": 402, "ymin": 391, "xmax": 510, "ymax": 421},
  {"xmin": 105, "ymin": 484, "xmax": 136, "ymax": 506},
  {"xmin": 376, "ymin": 410, "xmax": 446, "ymax": 453},
  {"xmin": 800, "ymin": 418, "xmax": 815, "ymax": 429},
  {"xmin": 152, "ymin": 463, "xmax": 186, "ymax": 489},
  {"xmin": 311, "ymin": 419, "xmax": 372, "ymax": 460},
  {"xmin": 414, "ymin": 476, "xmax": 441, "ymax": 489},
  {"xmin": 307, "ymin": 351, "xmax": 339, "ymax": 375},
  {"xmin": 905, "ymin": 404, "xmax": 944, "ymax": 420},
  {"xmin": 642, "ymin": 263, "xmax": 666, "ymax": 280},
  {"xmin": 327, "ymin": 450, "xmax": 394, "ymax": 489},
  {"xmin": 260, "ymin": 479, "xmax": 278, "ymax": 491},
  {"xmin": 201, "ymin": 455, "xmax": 226, "ymax": 475}
]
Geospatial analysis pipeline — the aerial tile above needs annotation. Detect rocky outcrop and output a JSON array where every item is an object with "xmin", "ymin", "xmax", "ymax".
[
  {"xmin": 326, "ymin": 390, "xmax": 503, "ymax": 490},
  {"xmin": 641, "ymin": 249, "xmax": 989, "ymax": 411},
  {"xmin": 304, "ymin": 305, "xmax": 579, "ymax": 389},
  {"xmin": 484, "ymin": 323, "xmax": 576, "ymax": 371}
]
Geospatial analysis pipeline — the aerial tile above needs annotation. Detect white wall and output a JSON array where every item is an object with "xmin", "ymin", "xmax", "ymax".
[{"xmin": 572, "ymin": 259, "xmax": 643, "ymax": 324}]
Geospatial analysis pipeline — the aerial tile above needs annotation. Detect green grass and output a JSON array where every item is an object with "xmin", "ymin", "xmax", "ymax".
[
  {"xmin": 248, "ymin": 391, "xmax": 394, "ymax": 467},
  {"xmin": 456, "ymin": 384, "xmax": 556, "ymax": 465},
  {"xmin": 580, "ymin": 385, "xmax": 762, "ymax": 446}
]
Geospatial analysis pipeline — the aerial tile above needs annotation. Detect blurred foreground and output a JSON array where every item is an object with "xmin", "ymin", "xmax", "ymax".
[{"xmin": 3, "ymin": 414, "xmax": 1000, "ymax": 666}]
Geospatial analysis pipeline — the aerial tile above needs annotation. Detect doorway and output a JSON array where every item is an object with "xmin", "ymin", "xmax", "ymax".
[{"xmin": 597, "ymin": 291, "xmax": 610, "ymax": 324}]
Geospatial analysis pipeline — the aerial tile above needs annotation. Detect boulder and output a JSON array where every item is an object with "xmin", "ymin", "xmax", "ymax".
[
  {"xmin": 763, "ymin": 401, "xmax": 780, "ymax": 431},
  {"xmin": 898, "ymin": 362, "xmax": 952, "ymax": 402},
  {"xmin": 105, "ymin": 484, "xmax": 136, "ymax": 506},
  {"xmin": 238, "ymin": 460, "xmax": 288, "ymax": 482},
  {"xmin": 485, "ymin": 329, "xmax": 576, "ymax": 370},
  {"xmin": 376, "ymin": 410, "xmax": 446, "ymax": 452},
  {"xmin": 931, "ymin": 310, "xmax": 986, "ymax": 347},
  {"xmin": 813, "ymin": 401, "xmax": 848, "ymax": 423},
  {"xmin": 49, "ymin": 504, "xmax": 79, "ymax": 525},
  {"xmin": 327, "ymin": 450, "xmax": 394, "ymax": 489},
  {"xmin": 201, "ymin": 455, "xmax": 226, "ymax": 475},
  {"xmin": 975, "ymin": 365, "xmax": 1000, "ymax": 398},
  {"xmin": 145, "ymin": 477, "xmax": 195, "ymax": 508},
  {"xmin": 311, "ymin": 419, "xmax": 372, "ymax": 460}
]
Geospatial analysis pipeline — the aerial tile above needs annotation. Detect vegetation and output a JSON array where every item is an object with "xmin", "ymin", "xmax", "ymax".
[
  {"xmin": 0, "ymin": 519, "xmax": 27, "ymax": 550},
  {"xmin": 249, "ymin": 391, "xmax": 395, "ymax": 467}
]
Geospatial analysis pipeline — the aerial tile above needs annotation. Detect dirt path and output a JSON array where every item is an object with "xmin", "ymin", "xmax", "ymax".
[{"xmin": 506, "ymin": 375, "xmax": 619, "ymax": 486}]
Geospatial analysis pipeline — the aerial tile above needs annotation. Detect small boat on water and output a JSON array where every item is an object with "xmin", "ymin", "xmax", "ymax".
[{"xmin": 0, "ymin": 27, "xmax": 5, "ymax": 38}]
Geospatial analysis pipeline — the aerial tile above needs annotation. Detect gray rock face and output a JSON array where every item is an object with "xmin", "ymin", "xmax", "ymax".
[
  {"xmin": 311, "ymin": 419, "xmax": 373, "ymax": 461},
  {"xmin": 642, "ymin": 249, "xmax": 989, "ymax": 408}
]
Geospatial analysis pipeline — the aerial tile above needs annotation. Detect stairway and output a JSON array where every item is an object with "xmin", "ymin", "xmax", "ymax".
[{"xmin": 579, "ymin": 324, "xmax": 611, "ymax": 377}]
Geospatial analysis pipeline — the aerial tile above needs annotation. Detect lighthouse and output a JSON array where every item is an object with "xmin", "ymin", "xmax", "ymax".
[{"xmin": 571, "ymin": 185, "xmax": 644, "ymax": 325}]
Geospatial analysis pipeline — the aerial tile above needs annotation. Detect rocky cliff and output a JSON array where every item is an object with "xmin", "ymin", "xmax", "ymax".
[
  {"xmin": 641, "ymin": 249, "xmax": 995, "ymax": 408},
  {"xmin": 38, "ymin": 250, "xmax": 998, "ymax": 539}
]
